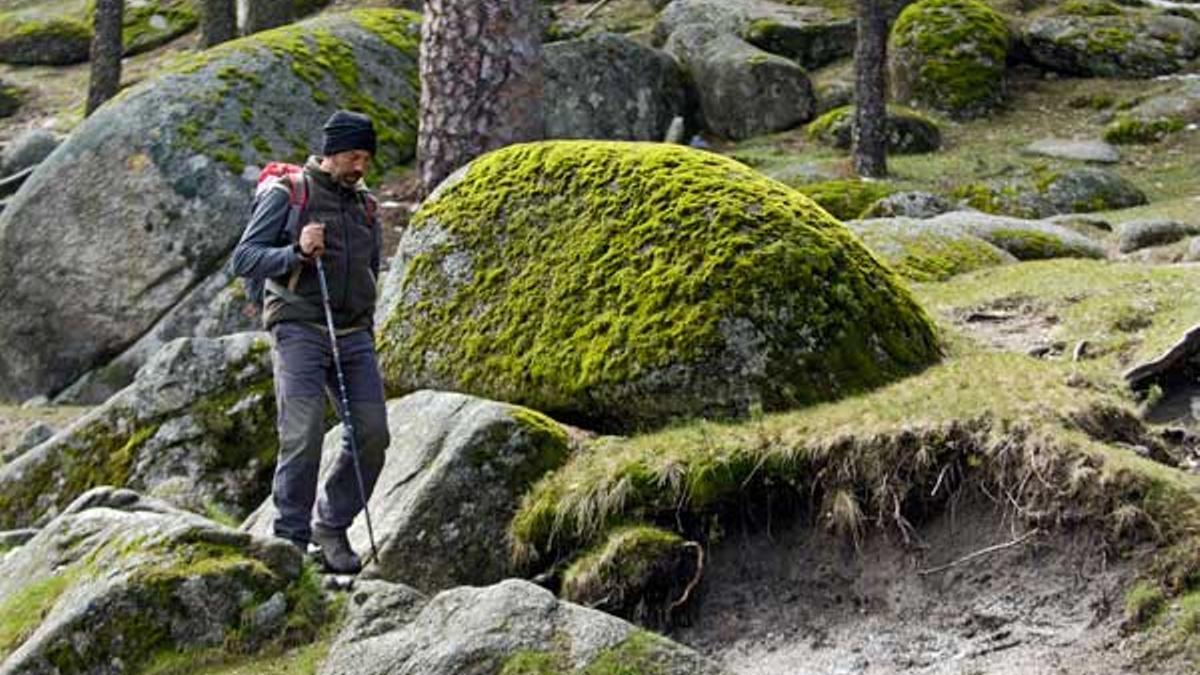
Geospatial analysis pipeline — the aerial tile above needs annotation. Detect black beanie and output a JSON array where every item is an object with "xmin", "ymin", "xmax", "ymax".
[{"xmin": 322, "ymin": 110, "xmax": 377, "ymax": 156}]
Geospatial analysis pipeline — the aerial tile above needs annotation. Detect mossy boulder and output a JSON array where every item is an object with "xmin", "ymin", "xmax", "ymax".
[
  {"xmin": 861, "ymin": 190, "xmax": 953, "ymax": 219},
  {"xmin": 1022, "ymin": 10, "xmax": 1200, "ymax": 78},
  {"xmin": 0, "ymin": 9, "xmax": 420, "ymax": 401},
  {"xmin": 377, "ymin": 140, "xmax": 941, "ymax": 432},
  {"xmin": 927, "ymin": 211, "xmax": 1108, "ymax": 260},
  {"xmin": 664, "ymin": 23, "xmax": 816, "ymax": 140},
  {"xmin": 792, "ymin": 178, "xmax": 898, "ymax": 221},
  {"xmin": 951, "ymin": 167, "xmax": 1147, "ymax": 219},
  {"xmin": 655, "ymin": 0, "xmax": 855, "ymax": 70},
  {"xmin": 0, "ymin": 333, "xmax": 277, "ymax": 530},
  {"xmin": 0, "ymin": 488, "xmax": 319, "ymax": 674},
  {"xmin": 888, "ymin": 0, "xmax": 1010, "ymax": 119},
  {"xmin": 1102, "ymin": 79, "xmax": 1200, "ymax": 145},
  {"xmin": 846, "ymin": 217, "xmax": 1018, "ymax": 282},
  {"xmin": 561, "ymin": 526, "xmax": 699, "ymax": 626},
  {"xmin": 806, "ymin": 104, "xmax": 943, "ymax": 154},
  {"xmin": 543, "ymin": 32, "xmax": 689, "ymax": 142},
  {"xmin": 0, "ymin": 0, "xmax": 201, "ymax": 66},
  {"xmin": 321, "ymin": 579, "xmax": 726, "ymax": 675},
  {"xmin": 244, "ymin": 390, "xmax": 571, "ymax": 593}
]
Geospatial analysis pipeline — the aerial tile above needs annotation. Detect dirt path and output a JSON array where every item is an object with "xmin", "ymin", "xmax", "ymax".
[{"xmin": 674, "ymin": 502, "xmax": 1151, "ymax": 675}]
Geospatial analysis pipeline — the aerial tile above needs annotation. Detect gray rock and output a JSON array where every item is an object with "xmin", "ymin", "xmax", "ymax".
[
  {"xmin": 320, "ymin": 579, "xmax": 727, "ymax": 675},
  {"xmin": 0, "ymin": 129, "xmax": 59, "ymax": 178},
  {"xmin": 1124, "ymin": 323, "xmax": 1200, "ymax": 390},
  {"xmin": 0, "ymin": 166, "xmax": 32, "ymax": 199},
  {"xmin": 0, "ymin": 527, "xmax": 36, "ymax": 551},
  {"xmin": 243, "ymin": 0, "xmax": 331, "ymax": 35},
  {"xmin": 0, "ymin": 9, "xmax": 420, "ymax": 401},
  {"xmin": 1117, "ymin": 219, "xmax": 1200, "ymax": 253},
  {"xmin": 808, "ymin": 105, "xmax": 942, "ymax": 154},
  {"xmin": 1023, "ymin": 138, "xmax": 1120, "ymax": 164},
  {"xmin": 1188, "ymin": 235, "xmax": 1200, "ymax": 261},
  {"xmin": 957, "ymin": 167, "xmax": 1147, "ymax": 219},
  {"xmin": 655, "ymin": 0, "xmax": 854, "ymax": 70},
  {"xmin": 1104, "ymin": 78, "xmax": 1200, "ymax": 144},
  {"xmin": 244, "ymin": 391, "xmax": 571, "ymax": 593},
  {"xmin": 930, "ymin": 211, "xmax": 1109, "ymax": 260},
  {"xmin": 814, "ymin": 78, "xmax": 855, "ymax": 115},
  {"xmin": 0, "ymin": 14, "xmax": 91, "ymax": 66},
  {"xmin": 846, "ymin": 217, "xmax": 1018, "ymax": 282},
  {"xmin": 665, "ymin": 24, "xmax": 815, "ymax": 140},
  {"xmin": 861, "ymin": 191, "xmax": 953, "ymax": 219},
  {"xmin": 1, "ymin": 421, "xmax": 56, "ymax": 464},
  {"xmin": 0, "ymin": 79, "xmax": 20, "ymax": 118},
  {"xmin": 544, "ymin": 32, "xmax": 689, "ymax": 142},
  {"xmin": 54, "ymin": 266, "xmax": 257, "ymax": 405},
  {"xmin": 0, "ymin": 487, "xmax": 305, "ymax": 675},
  {"xmin": 0, "ymin": 333, "xmax": 277, "ymax": 530},
  {"xmin": 1023, "ymin": 12, "xmax": 1200, "ymax": 78}
]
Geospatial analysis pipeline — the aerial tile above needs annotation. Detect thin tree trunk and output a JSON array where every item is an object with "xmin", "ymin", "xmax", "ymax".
[
  {"xmin": 418, "ymin": 0, "xmax": 544, "ymax": 196},
  {"xmin": 243, "ymin": 0, "xmax": 293, "ymax": 36},
  {"xmin": 201, "ymin": 0, "xmax": 238, "ymax": 47},
  {"xmin": 86, "ymin": 0, "xmax": 123, "ymax": 117},
  {"xmin": 853, "ymin": 0, "xmax": 889, "ymax": 178}
]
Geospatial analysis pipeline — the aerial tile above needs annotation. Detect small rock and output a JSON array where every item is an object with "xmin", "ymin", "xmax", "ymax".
[
  {"xmin": 2, "ymin": 420, "xmax": 56, "ymax": 463},
  {"xmin": 1117, "ymin": 219, "xmax": 1200, "ymax": 253},
  {"xmin": 246, "ymin": 592, "xmax": 288, "ymax": 636},
  {"xmin": 20, "ymin": 394, "xmax": 49, "ymax": 409},
  {"xmin": 1, "ymin": 128, "xmax": 60, "ymax": 178},
  {"xmin": 1023, "ymin": 138, "xmax": 1120, "ymax": 164},
  {"xmin": 0, "ymin": 527, "xmax": 37, "ymax": 550}
]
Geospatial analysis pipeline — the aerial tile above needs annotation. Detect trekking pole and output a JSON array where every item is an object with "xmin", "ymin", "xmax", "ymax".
[{"xmin": 314, "ymin": 256, "xmax": 380, "ymax": 566}]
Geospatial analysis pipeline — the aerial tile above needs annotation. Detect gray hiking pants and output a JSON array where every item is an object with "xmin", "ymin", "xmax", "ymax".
[{"xmin": 270, "ymin": 321, "xmax": 389, "ymax": 543}]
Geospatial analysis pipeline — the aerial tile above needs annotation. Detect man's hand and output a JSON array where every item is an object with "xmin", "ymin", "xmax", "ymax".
[{"xmin": 299, "ymin": 222, "xmax": 325, "ymax": 259}]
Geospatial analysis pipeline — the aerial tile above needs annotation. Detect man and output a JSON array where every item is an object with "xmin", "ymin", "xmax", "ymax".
[{"xmin": 231, "ymin": 110, "xmax": 389, "ymax": 574}]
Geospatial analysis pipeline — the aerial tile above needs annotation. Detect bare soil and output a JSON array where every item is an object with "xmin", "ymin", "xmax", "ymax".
[{"xmin": 673, "ymin": 501, "xmax": 1158, "ymax": 675}]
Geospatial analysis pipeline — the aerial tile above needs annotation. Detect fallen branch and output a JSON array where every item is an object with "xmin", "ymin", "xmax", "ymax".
[
  {"xmin": 670, "ymin": 541, "xmax": 705, "ymax": 610},
  {"xmin": 584, "ymin": 0, "xmax": 613, "ymax": 19},
  {"xmin": 917, "ymin": 528, "xmax": 1041, "ymax": 576}
]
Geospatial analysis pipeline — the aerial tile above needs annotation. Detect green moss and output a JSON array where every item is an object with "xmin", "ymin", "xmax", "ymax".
[
  {"xmin": 792, "ymin": 179, "xmax": 896, "ymax": 220},
  {"xmin": 856, "ymin": 230, "xmax": 1013, "ymax": 282},
  {"xmin": 561, "ymin": 526, "xmax": 688, "ymax": 619},
  {"xmin": 985, "ymin": 228, "xmax": 1080, "ymax": 260},
  {"xmin": 1086, "ymin": 26, "xmax": 1134, "ymax": 56},
  {"xmin": 806, "ymin": 105, "xmax": 852, "ymax": 141},
  {"xmin": 890, "ymin": 0, "xmax": 1010, "ymax": 117},
  {"xmin": 950, "ymin": 182, "xmax": 1004, "ymax": 214},
  {"xmin": 499, "ymin": 632, "xmax": 676, "ymax": 675},
  {"xmin": 501, "ymin": 651, "xmax": 567, "ymax": 675},
  {"xmin": 1126, "ymin": 580, "xmax": 1166, "ymax": 627},
  {"xmin": 1061, "ymin": 0, "xmax": 1122, "ymax": 17},
  {"xmin": 1103, "ymin": 116, "xmax": 1186, "ymax": 144},
  {"xmin": 379, "ymin": 141, "xmax": 941, "ymax": 431},
  {"xmin": 0, "ymin": 567, "xmax": 81, "ymax": 660},
  {"xmin": 121, "ymin": 0, "xmax": 199, "ymax": 55}
]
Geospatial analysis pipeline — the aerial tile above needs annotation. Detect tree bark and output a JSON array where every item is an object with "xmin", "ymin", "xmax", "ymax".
[
  {"xmin": 243, "ymin": 0, "xmax": 294, "ymax": 36},
  {"xmin": 853, "ymin": 0, "xmax": 889, "ymax": 179},
  {"xmin": 86, "ymin": 0, "xmax": 123, "ymax": 117},
  {"xmin": 418, "ymin": 0, "xmax": 544, "ymax": 196},
  {"xmin": 201, "ymin": 0, "xmax": 238, "ymax": 47}
]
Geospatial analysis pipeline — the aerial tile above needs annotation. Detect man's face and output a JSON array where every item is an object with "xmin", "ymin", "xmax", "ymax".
[{"xmin": 328, "ymin": 149, "xmax": 372, "ymax": 188}]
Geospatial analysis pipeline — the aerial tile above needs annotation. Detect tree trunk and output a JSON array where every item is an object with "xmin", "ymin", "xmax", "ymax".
[
  {"xmin": 201, "ymin": 0, "xmax": 238, "ymax": 47},
  {"xmin": 86, "ymin": 0, "xmax": 123, "ymax": 117},
  {"xmin": 418, "ymin": 0, "xmax": 544, "ymax": 196},
  {"xmin": 853, "ymin": 0, "xmax": 889, "ymax": 179},
  {"xmin": 243, "ymin": 0, "xmax": 293, "ymax": 36}
]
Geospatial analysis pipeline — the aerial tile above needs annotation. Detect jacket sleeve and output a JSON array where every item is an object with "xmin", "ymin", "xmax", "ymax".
[
  {"xmin": 230, "ymin": 186, "xmax": 301, "ymax": 279},
  {"xmin": 370, "ymin": 205, "xmax": 382, "ymax": 282}
]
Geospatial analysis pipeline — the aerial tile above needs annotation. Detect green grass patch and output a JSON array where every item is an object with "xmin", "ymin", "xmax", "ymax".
[{"xmin": 0, "ymin": 566, "xmax": 81, "ymax": 660}]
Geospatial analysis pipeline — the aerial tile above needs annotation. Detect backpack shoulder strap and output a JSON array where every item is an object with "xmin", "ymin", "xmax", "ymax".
[{"xmin": 281, "ymin": 172, "xmax": 311, "ymax": 291}]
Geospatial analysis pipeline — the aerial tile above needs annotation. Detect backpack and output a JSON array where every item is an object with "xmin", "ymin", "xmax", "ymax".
[{"xmin": 240, "ymin": 162, "xmax": 311, "ymax": 313}]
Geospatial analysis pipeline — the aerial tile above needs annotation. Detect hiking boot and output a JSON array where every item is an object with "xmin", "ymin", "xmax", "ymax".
[{"xmin": 311, "ymin": 524, "xmax": 362, "ymax": 574}]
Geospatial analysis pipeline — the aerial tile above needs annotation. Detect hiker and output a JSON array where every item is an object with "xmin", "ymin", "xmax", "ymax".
[{"xmin": 230, "ymin": 110, "xmax": 389, "ymax": 574}]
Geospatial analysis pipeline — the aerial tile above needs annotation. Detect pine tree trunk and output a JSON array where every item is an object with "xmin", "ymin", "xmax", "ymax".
[
  {"xmin": 86, "ymin": 0, "xmax": 123, "ymax": 117},
  {"xmin": 243, "ymin": 0, "xmax": 293, "ymax": 36},
  {"xmin": 853, "ymin": 0, "xmax": 889, "ymax": 179},
  {"xmin": 201, "ymin": 0, "xmax": 238, "ymax": 47},
  {"xmin": 418, "ymin": 0, "xmax": 544, "ymax": 196}
]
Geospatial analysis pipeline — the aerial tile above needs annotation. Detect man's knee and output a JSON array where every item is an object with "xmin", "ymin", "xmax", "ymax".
[
  {"xmin": 278, "ymin": 396, "xmax": 326, "ymax": 462},
  {"xmin": 351, "ymin": 401, "xmax": 389, "ymax": 468}
]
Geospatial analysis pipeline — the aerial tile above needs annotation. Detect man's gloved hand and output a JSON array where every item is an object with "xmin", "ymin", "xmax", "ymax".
[{"xmin": 299, "ymin": 222, "xmax": 325, "ymax": 259}]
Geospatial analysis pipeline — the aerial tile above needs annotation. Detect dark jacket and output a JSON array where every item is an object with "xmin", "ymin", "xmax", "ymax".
[{"xmin": 231, "ymin": 156, "xmax": 382, "ymax": 331}]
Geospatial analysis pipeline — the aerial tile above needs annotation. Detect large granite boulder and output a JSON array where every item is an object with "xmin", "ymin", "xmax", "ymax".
[
  {"xmin": 1103, "ymin": 78, "xmax": 1200, "ymax": 144},
  {"xmin": 664, "ymin": 23, "xmax": 816, "ymax": 140},
  {"xmin": 807, "ymin": 104, "xmax": 943, "ymax": 154},
  {"xmin": 243, "ymin": 391, "xmax": 571, "ymax": 593},
  {"xmin": 846, "ymin": 217, "xmax": 1018, "ymax": 282},
  {"xmin": 320, "ymin": 579, "xmax": 727, "ymax": 675},
  {"xmin": 889, "ymin": 0, "xmax": 1010, "ymax": 119},
  {"xmin": 377, "ymin": 141, "xmax": 941, "ymax": 432},
  {"xmin": 952, "ymin": 167, "xmax": 1147, "ymax": 219},
  {"xmin": 0, "ymin": 333, "xmax": 277, "ymax": 530},
  {"xmin": 1022, "ymin": 4, "xmax": 1200, "ymax": 79},
  {"xmin": 544, "ymin": 32, "xmax": 689, "ymax": 142},
  {"xmin": 654, "ymin": 0, "xmax": 855, "ymax": 70},
  {"xmin": 0, "ymin": 488, "xmax": 314, "ymax": 675},
  {"xmin": 0, "ymin": 9, "xmax": 420, "ymax": 401}
]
